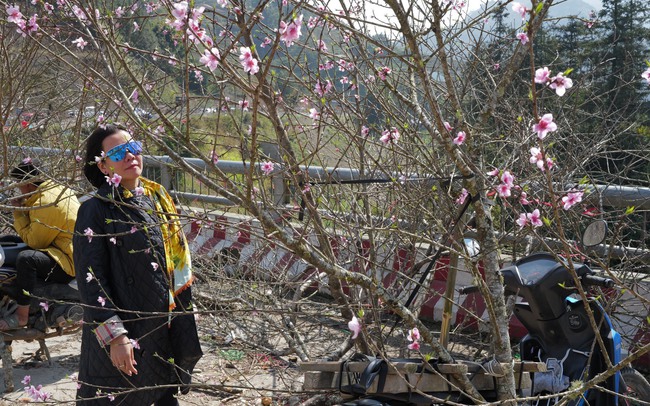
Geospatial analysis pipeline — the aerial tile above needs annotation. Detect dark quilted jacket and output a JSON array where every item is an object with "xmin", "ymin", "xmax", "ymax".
[{"xmin": 73, "ymin": 183, "xmax": 201, "ymax": 405}]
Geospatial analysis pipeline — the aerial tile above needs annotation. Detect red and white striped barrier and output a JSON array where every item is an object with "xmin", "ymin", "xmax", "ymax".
[{"xmin": 183, "ymin": 214, "xmax": 650, "ymax": 370}]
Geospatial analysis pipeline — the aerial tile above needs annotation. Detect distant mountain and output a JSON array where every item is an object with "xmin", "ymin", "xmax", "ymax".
[
  {"xmin": 545, "ymin": 0, "xmax": 601, "ymax": 18},
  {"xmin": 469, "ymin": 0, "xmax": 601, "ymax": 25}
]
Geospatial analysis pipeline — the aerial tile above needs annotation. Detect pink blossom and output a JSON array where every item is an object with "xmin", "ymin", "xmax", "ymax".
[
  {"xmin": 39, "ymin": 302, "xmax": 49, "ymax": 311},
  {"xmin": 115, "ymin": 6, "xmax": 125, "ymax": 17},
  {"xmin": 109, "ymin": 237, "xmax": 117, "ymax": 245},
  {"xmin": 97, "ymin": 296, "xmax": 106, "ymax": 306},
  {"xmin": 549, "ymin": 73, "xmax": 573, "ymax": 96},
  {"xmin": 22, "ymin": 157, "xmax": 32, "ymax": 164},
  {"xmin": 408, "ymin": 341, "xmax": 421, "ymax": 351},
  {"xmin": 348, "ymin": 316, "xmax": 361, "ymax": 339},
  {"xmin": 527, "ymin": 209, "xmax": 543, "ymax": 227},
  {"xmin": 529, "ymin": 147, "xmax": 545, "ymax": 170},
  {"xmin": 134, "ymin": 186, "xmax": 144, "ymax": 196},
  {"xmin": 242, "ymin": 56, "xmax": 259, "ymax": 75},
  {"xmin": 261, "ymin": 161, "xmax": 274, "ymax": 175},
  {"xmin": 260, "ymin": 37, "xmax": 272, "ymax": 48},
  {"xmin": 561, "ymin": 191, "xmax": 583, "ymax": 210},
  {"xmin": 516, "ymin": 32, "xmax": 529, "ymax": 45},
  {"xmin": 239, "ymin": 46, "xmax": 253, "ymax": 62},
  {"xmin": 239, "ymin": 47, "xmax": 259, "ymax": 74},
  {"xmin": 497, "ymin": 183, "xmax": 512, "ymax": 198},
  {"xmin": 131, "ymin": 89, "xmax": 139, "ymax": 104},
  {"xmin": 533, "ymin": 114, "xmax": 557, "ymax": 139},
  {"xmin": 516, "ymin": 213, "xmax": 528, "ymax": 228},
  {"xmin": 308, "ymin": 108, "xmax": 320, "ymax": 120},
  {"xmin": 378, "ymin": 67, "xmax": 391, "ymax": 80},
  {"xmin": 171, "ymin": 1, "xmax": 188, "ymax": 21},
  {"xmin": 151, "ymin": 262, "xmax": 159, "ymax": 271},
  {"xmin": 209, "ymin": 151, "xmax": 219, "ymax": 164},
  {"xmin": 544, "ymin": 158, "xmax": 555, "ymax": 170},
  {"xmin": 519, "ymin": 192, "xmax": 531, "ymax": 205},
  {"xmin": 642, "ymin": 68, "xmax": 650, "ymax": 85},
  {"xmin": 279, "ymin": 14, "xmax": 303, "ymax": 46},
  {"xmin": 24, "ymin": 383, "xmax": 51, "ymax": 402},
  {"xmin": 314, "ymin": 80, "xmax": 332, "ymax": 97},
  {"xmin": 130, "ymin": 339, "xmax": 140, "ymax": 349},
  {"xmin": 534, "ymin": 67, "xmax": 551, "ymax": 84},
  {"xmin": 501, "ymin": 170, "xmax": 514, "ymax": 187},
  {"xmin": 86, "ymin": 272, "xmax": 94, "ymax": 282},
  {"xmin": 130, "ymin": 226, "xmax": 137, "ymax": 234},
  {"xmin": 453, "ymin": 131, "xmax": 466, "ymax": 145},
  {"xmin": 84, "ymin": 227, "xmax": 94, "ymax": 242},
  {"xmin": 106, "ymin": 173, "xmax": 122, "ymax": 187},
  {"xmin": 72, "ymin": 37, "xmax": 88, "ymax": 50},
  {"xmin": 17, "ymin": 13, "xmax": 38, "ymax": 36},
  {"xmin": 239, "ymin": 99, "xmax": 249, "ymax": 111},
  {"xmin": 456, "ymin": 188, "xmax": 468, "ymax": 205},
  {"xmin": 317, "ymin": 40, "xmax": 327, "ymax": 52},
  {"xmin": 6, "ymin": 5, "xmax": 23, "ymax": 24},
  {"xmin": 443, "ymin": 121, "xmax": 453, "ymax": 132},
  {"xmin": 200, "ymin": 48, "xmax": 220, "ymax": 71},
  {"xmin": 406, "ymin": 327, "xmax": 421, "ymax": 350},
  {"xmin": 361, "ymin": 126, "xmax": 370, "ymax": 137},
  {"xmin": 511, "ymin": 2, "xmax": 527, "ymax": 19},
  {"xmin": 21, "ymin": 375, "xmax": 31, "ymax": 386},
  {"xmin": 380, "ymin": 127, "xmax": 400, "ymax": 144},
  {"xmin": 407, "ymin": 327, "xmax": 421, "ymax": 342},
  {"xmin": 486, "ymin": 168, "xmax": 499, "ymax": 177},
  {"xmin": 321, "ymin": 60, "xmax": 334, "ymax": 70},
  {"xmin": 71, "ymin": 5, "xmax": 87, "ymax": 21}
]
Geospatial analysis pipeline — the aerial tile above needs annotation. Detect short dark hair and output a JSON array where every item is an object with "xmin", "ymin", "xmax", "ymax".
[
  {"xmin": 83, "ymin": 124, "xmax": 129, "ymax": 188},
  {"xmin": 10, "ymin": 158, "xmax": 43, "ymax": 185}
]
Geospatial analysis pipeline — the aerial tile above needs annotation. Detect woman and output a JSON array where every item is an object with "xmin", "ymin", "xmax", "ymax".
[{"xmin": 73, "ymin": 124, "xmax": 202, "ymax": 405}]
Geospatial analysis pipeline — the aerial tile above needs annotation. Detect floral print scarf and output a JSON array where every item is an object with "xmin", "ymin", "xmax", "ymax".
[{"xmin": 124, "ymin": 177, "xmax": 193, "ymax": 310}]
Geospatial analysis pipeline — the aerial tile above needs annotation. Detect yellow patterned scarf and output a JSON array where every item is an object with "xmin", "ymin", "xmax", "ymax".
[{"xmin": 124, "ymin": 177, "xmax": 193, "ymax": 310}]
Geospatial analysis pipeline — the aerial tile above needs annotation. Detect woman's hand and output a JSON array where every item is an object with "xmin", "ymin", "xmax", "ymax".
[{"xmin": 109, "ymin": 334, "xmax": 138, "ymax": 376}]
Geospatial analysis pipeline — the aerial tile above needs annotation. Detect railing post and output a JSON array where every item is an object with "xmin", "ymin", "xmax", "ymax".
[
  {"xmin": 160, "ymin": 161, "xmax": 172, "ymax": 191},
  {"xmin": 259, "ymin": 142, "xmax": 285, "ymax": 207}
]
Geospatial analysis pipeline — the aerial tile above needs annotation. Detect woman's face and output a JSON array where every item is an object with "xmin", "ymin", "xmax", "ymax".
[{"xmin": 98, "ymin": 130, "xmax": 143, "ymax": 190}]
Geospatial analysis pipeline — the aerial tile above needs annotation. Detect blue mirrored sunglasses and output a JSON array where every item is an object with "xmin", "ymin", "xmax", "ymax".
[{"xmin": 105, "ymin": 141, "xmax": 143, "ymax": 162}]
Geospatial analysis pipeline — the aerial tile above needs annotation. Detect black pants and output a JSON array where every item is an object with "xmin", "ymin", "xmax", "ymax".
[
  {"xmin": 1, "ymin": 236, "xmax": 73, "ymax": 306},
  {"xmin": 153, "ymin": 387, "xmax": 179, "ymax": 406},
  {"xmin": 14, "ymin": 249, "xmax": 73, "ymax": 305}
]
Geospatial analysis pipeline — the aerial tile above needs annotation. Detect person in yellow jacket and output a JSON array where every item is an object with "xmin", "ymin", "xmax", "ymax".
[{"xmin": 0, "ymin": 159, "xmax": 79, "ymax": 330}]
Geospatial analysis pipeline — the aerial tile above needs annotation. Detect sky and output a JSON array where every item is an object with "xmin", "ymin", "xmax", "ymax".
[{"xmin": 359, "ymin": 0, "xmax": 603, "ymax": 34}]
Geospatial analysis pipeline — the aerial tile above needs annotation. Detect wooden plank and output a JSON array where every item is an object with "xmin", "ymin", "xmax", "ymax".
[
  {"xmin": 299, "ymin": 361, "xmax": 467, "ymax": 374},
  {"xmin": 459, "ymin": 360, "xmax": 547, "ymax": 374},
  {"xmin": 303, "ymin": 370, "xmax": 533, "ymax": 392},
  {"xmin": 300, "ymin": 360, "xmax": 545, "ymax": 374}
]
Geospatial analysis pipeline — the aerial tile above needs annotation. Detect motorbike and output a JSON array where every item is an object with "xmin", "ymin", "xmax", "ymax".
[
  {"xmin": 340, "ymin": 221, "xmax": 650, "ymax": 405},
  {"xmin": 467, "ymin": 220, "xmax": 650, "ymax": 405},
  {"xmin": 500, "ymin": 251, "xmax": 650, "ymax": 405},
  {"xmin": 0, "ymin": 236, "xmax": 83, "ymax": 333},
  {"xmin": 0, "ymin": 236, "xmax": 83, "ymax": 391}
]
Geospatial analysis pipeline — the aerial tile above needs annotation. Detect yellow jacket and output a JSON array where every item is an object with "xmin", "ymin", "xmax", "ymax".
[{"xmin": 13, "ymin": 180, "xmax": 80, "ymax": 277}]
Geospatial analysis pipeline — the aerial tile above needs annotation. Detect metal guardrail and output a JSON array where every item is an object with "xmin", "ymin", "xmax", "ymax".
[{"xmin": 6, "ymin": 146, "xmax": 650, "ymax": 261}]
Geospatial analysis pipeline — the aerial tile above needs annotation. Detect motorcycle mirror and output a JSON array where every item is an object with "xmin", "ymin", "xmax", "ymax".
[{"xmin": 582, "ymin": 220, "xmax": 607, "ymax": 247}]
